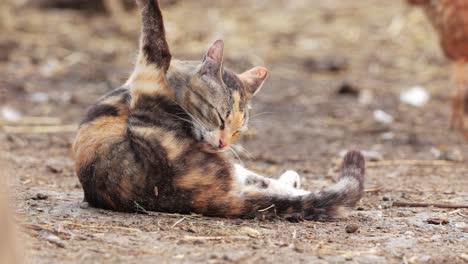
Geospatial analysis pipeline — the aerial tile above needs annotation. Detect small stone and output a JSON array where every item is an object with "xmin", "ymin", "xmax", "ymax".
[
  {"xmin": 29, "ymin": 92, "xmax": 49, "ymax": 103},
  {"xmin": 358, "ymin": 89, "xmax": 373, "ymax": 105},
  {"xmin": 400, "ymin": 86, "xmax": 430, "ymax": 107},
  {"xmin": 373, "ymin": 109, "xmax": 394, "ymax": 124},
  {"xmin": 382, "ymin": 196, "xmax": 390, "ymax": 201},
  {"xmin": 380, "ymin": 132, "xmax": 394, "ymax": 140},
  {"xmin": 45, "ymin": 235, "xmax": 65, "ymax": 248},
  {"xmin": 173, "ymin": 254, "xmax": 185, "ymax": 260},
  {"xmin": 46, "ymin": 164, "xmax": 62, "ymax": 174},
  {"xmin": 80, "ymin": 201, "xmax": 89, "ymax": 209},
  {"xmin": 303, "ymin": 56, "xmax": 348, "ymax": 73},
  {"xmin": 419, "ymin": 255, "xmax": 431, "ymax": 263},
  {"xmin": 32, "ymin": 193, "xmax": 48, "ymax": 200},
  {"xmin": 381, "ymin": 204, "xmax": 391, "ymax": 209},
  {"xmin": 1, "ymin": 106, "xmax": 22, "ymax": 122},
  {"xmin": 293, "ymin": 245, "xmax": 304, "ymax": 253},
  {"xmin": 460, "ymin": 254, "xmax": 468, "ymax": 262},
  {"xmin": 238, "ymin": 226, "xmax": 260, "ymax": 238},
  {"xmin": 345, "ymin": 224, "xmax": 359, "ymax": 233},
  {"xmin": 362, "ymin": 150, "xmax": 384, "ymax": 161},
  {"xmin": 426, "ymin": 217, "xmax": 449, "ymax": 225},
  {"xmin": 337, "ymin": 81, "xmax": 360, "ymax": 97}
]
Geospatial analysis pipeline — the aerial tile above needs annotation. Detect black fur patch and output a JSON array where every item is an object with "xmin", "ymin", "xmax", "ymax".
[
  {"xmin": 139, "ymin": 0, "xmax": 171, "ymax": 70},
  {"xmin": 223, "ymin": 69, "xmax": 243, "ymax": 91},
  {"xmin": 80, "ymin": 104, "xmax": 119, "ymax": 125},
  {"xmin": 129, "ymin": 95, "xmax": 192, "ymax": 136},
  {"xmin": 77, "ymin": 158, "xmax": 112, "ymax": 210},
  {"xmin": 245, "ymin": 176, "xmax": 269, "ymax": 189}
]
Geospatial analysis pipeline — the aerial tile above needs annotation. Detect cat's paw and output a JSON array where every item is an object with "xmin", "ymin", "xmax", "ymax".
[{"xmin": 279, "ymin": 170, "xmax": 301, "ymax": 189}]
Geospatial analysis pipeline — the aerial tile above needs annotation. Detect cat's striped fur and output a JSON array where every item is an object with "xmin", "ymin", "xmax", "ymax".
[{"xmin": 73, "ymin": 0, "xmax": 365, "ymax": 220}]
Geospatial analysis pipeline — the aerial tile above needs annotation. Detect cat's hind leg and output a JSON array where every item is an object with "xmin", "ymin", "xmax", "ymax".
[
  {"xmin": 278, "ymin": 170, "xmax": 301, "ymax": 189},
  {"xmin": 233, "ymin": 164, "xmax": 308, "ymax": 196}
]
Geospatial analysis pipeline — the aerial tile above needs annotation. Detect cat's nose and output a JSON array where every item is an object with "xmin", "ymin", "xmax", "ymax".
[{"xmin": 218, "ymin": 138, "xmax": 228, "ymax": 149}]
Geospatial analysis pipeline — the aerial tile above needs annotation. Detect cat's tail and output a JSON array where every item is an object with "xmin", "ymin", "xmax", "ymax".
[
  {"xmin": 301, "ymin": 150, "xmax": 365, "ymax": 220},
  {"xmin": 128, "ymin": 0, "xmax": 174, "ymax": 108},
  {"xmin": 134, "ymin": 0, "xmax": 171, "ymax": 71},
  {"xmin": 239, "ymin": 151, "xmax": 365, "ymax": 221}
]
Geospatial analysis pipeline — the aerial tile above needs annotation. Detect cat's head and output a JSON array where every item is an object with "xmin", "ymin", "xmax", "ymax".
[{"xmin": 171, "ymin": 40, "xmax": 268, "ymax": 152}]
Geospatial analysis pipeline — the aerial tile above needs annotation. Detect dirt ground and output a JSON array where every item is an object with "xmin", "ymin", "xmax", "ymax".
[{"xmin": 1, "ymin": 0, "xmax": 467, "ymax": 263}]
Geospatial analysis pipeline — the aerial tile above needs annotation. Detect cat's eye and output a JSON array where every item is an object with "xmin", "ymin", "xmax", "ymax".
[
  {"xmin": 233, "ymin": 130, "xmax": 242, "ymax": 136},
  {"xmin": 216, "ymin": 111, "xmax": 225, "ymax": 129}
]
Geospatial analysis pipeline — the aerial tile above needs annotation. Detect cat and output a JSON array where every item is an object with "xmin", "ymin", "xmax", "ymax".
[{"xmin": 72, "ymin": 0, "xmax": 365, "ymax": 220}]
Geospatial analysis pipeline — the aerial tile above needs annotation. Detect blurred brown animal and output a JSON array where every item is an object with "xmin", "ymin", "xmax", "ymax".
[
  {"xmin": 0, "ymin": 158, "xmax": 21, "ymax": 264},
  {"xmin": 408, "ymin": 0, "xmax": 468, "ymax": 139}
]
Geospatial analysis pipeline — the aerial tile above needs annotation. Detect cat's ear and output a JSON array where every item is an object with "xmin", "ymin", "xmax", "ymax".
[
  {"xmin": 206, "ymin": 39, "xmax": 224, "ymax": 64},
  {"xmin": 201, "ymin": 40, "xmax": 224, "ymax": 76},
  {"xmin": 238, "ymin": 67, "xmax": 269, "ymax": 99}
]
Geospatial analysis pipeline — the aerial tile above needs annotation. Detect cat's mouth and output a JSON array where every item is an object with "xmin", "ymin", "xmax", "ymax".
[
  {"xmin": 196, "ymin": 130, "xmax": 229, "ymax": 153},
  {"xmin": 198, "ymin": 142, "xmax": 228, "ymax": 153}
]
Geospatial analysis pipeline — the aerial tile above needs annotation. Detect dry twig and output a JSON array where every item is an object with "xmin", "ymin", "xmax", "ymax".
[
  {"xmin": 3, "ymin": 125, "xmax": 77, "ymax": 134},
  {"xmin": 392, "ymin": 201, "xmax": 468, "ymax": 209},
  {"xmin": 367, "ymin": 160, "xmax": 465, "ymax": 168},
  {"xmin": 182, "ymin": 235, "xmax": 250, "ymax": 241},
  {"xmin": 366, "ymin": 160, "xmax": 467, "ymax": 168}
]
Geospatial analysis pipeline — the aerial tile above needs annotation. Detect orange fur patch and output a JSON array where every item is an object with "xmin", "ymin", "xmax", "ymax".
[
  {"xmin": 72, "ymin": 116, "xmax": 127, "ymax": 170},
  {"xmin": 127, "ymin": 61, "xmax": 175, "ymax": 109},
  {"xmin": 226, "ymin": 91, "xmax": 244, "ymax": 144},
  {"xmin": 131, "ymin": 126, "xmax": 190, "ymax": 160}
]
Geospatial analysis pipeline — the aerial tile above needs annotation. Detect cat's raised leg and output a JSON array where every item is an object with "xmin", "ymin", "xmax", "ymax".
[
  {"xmin": 233, "ymin": 164, "xmax": 309, "ymax": 196},
  {"xmin": 278, "ymin": 170, "xmax": 301, "ymax": 189}
]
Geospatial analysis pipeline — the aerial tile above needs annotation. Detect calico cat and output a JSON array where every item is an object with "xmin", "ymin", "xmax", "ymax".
[{"xmin": 73, "ymin": 0, "xmax": 365, "ymax": 220}]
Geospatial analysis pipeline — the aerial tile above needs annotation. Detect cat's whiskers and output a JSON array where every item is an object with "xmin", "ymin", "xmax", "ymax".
[
  {"xmin": 170, "ymin": 100, "xmax": 209, "ymax": 131},
  {"xmin": 165, "ymin": 113, "xmax": 194, "ymax": 125},
  {"xmin": 250, "ymin": 111, "xmax": 275, "ymax": 119},
  {"xmin": 228, "ymin": 146, "xmax": 244, "ymax": 166},
  {"xmin": 231, "ymin": 144, "xmax": 253, "ymax": 159}
]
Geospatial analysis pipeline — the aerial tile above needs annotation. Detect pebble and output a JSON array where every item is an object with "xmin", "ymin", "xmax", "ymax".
[
  {"xmin": 337, "ymin": 81, "xmax": 360, "ymax": 97},
  {"xmin": 345, "ymin": 224, "xmax": 359, "ymax": 233},
  {"xmin": 426, "ymin": 217, "xmax": 449, "ymax": 225},
  {"xmin": 302, "ymin": 56, "xmax": 348, "ymax": 72},
  {"xmin": 46, "ymin": 164, "xmax": 63, "ymax": 174},
  {"xmin": 400, "ymin": 86, "xmax": 430, "ymax": 107},
  {"xmin": 358, "ymin": 89, "xmax": 373, "ymax": 105},
  {"xmin": 238, "ymin": 226, "xmax": 260, "ymax": 238},
  {"xmin": 373, "ymin": 109, "xmax": 394, "ymax": 124},
  {"xmin": 431, "ymin": 147, "xmax": 464, "ymax": 161},
  {"xmin": 29, "ymin": 92, "xmax": 49, "ymax": 103},
  {"xmin": 362, "ymin": 150, "xmax": 384, "ymax": 161},
  {"xmin": 1, "ymin": 106, "xmax": 22, "ymax": 122},
  {"xmin": 32, "ymin": 193, "xmax": 48, "ymax": 200},
  {"xmin": 79, "ymin": 201, "xmax": 89, "ymax": 209},
  {"xmin": 45, "ymin": 235, "xmax": 65, "ymax": 248}
]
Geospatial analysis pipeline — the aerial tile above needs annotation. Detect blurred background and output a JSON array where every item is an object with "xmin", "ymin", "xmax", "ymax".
[{"xmin": 0, "ymin": 0, "xmax": 466, "ymax": 263}]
